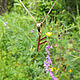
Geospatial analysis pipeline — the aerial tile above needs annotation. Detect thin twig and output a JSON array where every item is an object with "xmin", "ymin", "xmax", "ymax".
[
  {"xmin": 19, "ymin": 0, "xmax": 57, "ymax": 24},
  {"xmin": 41, "ymin": 0, "xmax": 57, "ymax": 24},
  {"xmin": 19, "ymin": 0, "xmax": 37, "ymax": 23},
  {"xmin": 37, "ymin": 34, "xmax": 41, "ymax": 52},
  {"xmin": 40, "ymin": 41, "xmax": 47, "ymax": 45}
]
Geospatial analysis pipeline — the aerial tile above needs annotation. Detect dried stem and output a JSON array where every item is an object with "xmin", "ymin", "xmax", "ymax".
[
  {"xmin": 37, "ymin": 34, "xmax": 41, "ymax": 52},
  {"xmin": 19, "ymin": 0, "xmax": 57, "ymax": 24},
  {"xmin": 41, "ymin": 0, "xmax": 57, "ymax": 24},
  {"xmin": 19, "ymin": 0, "xmax": 37, "ymax": 23}
]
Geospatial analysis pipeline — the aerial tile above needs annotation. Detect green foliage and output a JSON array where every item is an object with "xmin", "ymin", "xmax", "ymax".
[
  {"xmin": 0, "ymin": 13, "xmax": 46, "ymax": 80},
  {"xmin": 0, "ymin": 0, "xmax": 80, "ymax": 80}
]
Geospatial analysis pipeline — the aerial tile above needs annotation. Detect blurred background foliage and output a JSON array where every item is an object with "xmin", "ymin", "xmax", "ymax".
[
  {"xmin": 0, "ymin": 0, "xmax": 80, "ymax": 80},
  {"xmin": 8, "ymin": 0, "xmax": 80, "ymax": 22}
]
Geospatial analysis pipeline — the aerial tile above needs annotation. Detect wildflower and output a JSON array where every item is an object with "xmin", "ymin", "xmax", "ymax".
[
  {"xmin": 50, "ymin": 27, "xmax": 53, "ymax": 30},
  {"xmin": 49, "ymin": 71, "xmax": 57, "ymax": 80},
  {"xmin": 44, "ymin": 43, "xmax": 57, "ymax": 80},
  {"xmin": 31, "ymin": 30, "xmax": 34, "ymax": 33},
  {"xmin": 46, "ymin": 32, "xmax": 52, "ymax": 37},
  {"xmin": 68, "ymin": 69, "xmax": 72, "ymax": 73},
  {"xmin": 50, "ymin": 67, "xmax": 54, "ymax": 72},
  {"xmin": 53, "ymin": 67, "xmax": 56, "ymax": 70},
  {"xmin": 50, "ymin": 67, "xmax": 56, "ymax": 72},
  {"xmin": 73, "ymin": 50, "xmax": 76, "ymax": 53},
  {"xmin": 4, "ymin": 22, "xmax": 8, "ymax": 26}
]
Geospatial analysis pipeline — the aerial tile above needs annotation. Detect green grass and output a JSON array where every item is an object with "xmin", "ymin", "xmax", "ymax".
[{"xmin": 0, "ymin": 11, "xmax": 80, "ymax": 80}]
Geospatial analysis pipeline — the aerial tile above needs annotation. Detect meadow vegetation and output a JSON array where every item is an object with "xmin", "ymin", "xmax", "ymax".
[{"xmin": 0, "ymin": 0, "xmax": 80, "ymax": 80}]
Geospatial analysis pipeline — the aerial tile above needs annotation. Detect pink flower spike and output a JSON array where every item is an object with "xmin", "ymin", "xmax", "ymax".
[{"xmin": 44, "ymin": 43, "xmax": 57, "ymax": 80}]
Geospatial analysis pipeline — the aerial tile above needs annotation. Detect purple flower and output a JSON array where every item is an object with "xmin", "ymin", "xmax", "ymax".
[
  {"xmin": 49, "ymin": 71, "xmax": 53, "ymax": 77},
  {"xmin": 45, "ymin": 48, "xmax": 50, "ymax": 55},
  {"xmin": 49, "ymin": 71, "xmax": 57, "ymax": 80},
  {"xmin": 31, "ymin": 30, "xmax": 34, "ymax": 33},
  {"xmin": 53, "ymin": 77, "xmax": 57, "ymax": 80},
  {"xmin": 4, "ymin": 22, "xmax": 8, "ymax": 26},
  {"xmin": 44, "ymin": 43, "xmax": 57, "ymax": 80},
  {"xmin": 46, "ymin": 43, "xmax": 53, "ymax": 49}
]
